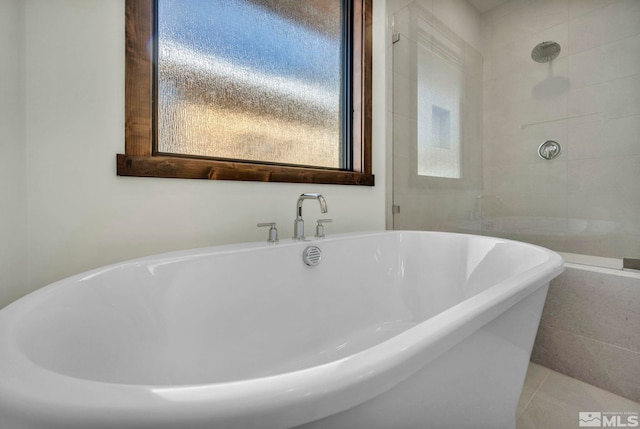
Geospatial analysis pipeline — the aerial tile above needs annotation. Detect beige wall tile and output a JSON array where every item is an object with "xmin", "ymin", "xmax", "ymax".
[
  {"xmin": 569, "ymin": 74, "xmax": 640, "ymax": 121},
  {"xmin": 532, "ymin": 324, "xmax": 640, "ymax": 402},
  {"xmin": 567, "ymin": 115, "xmax": 640, "ymax": 161},
  {"xmin": 568, "ymin": 0, "xmax": 616, "ymax": 19},
  {"xmin": 567, "ymin": 157, "xmax": 640, "ymax": 198},
  {"xmin": 568, "ymin": 34, "xmax": 640, "ymax": 89},
  {"xmin": 540, "ymin": 267, "xmax": 640, "ymax": 353},
  {"xmin": 569, "ymin": 0, "xmax": 640, "ymax": 54}
]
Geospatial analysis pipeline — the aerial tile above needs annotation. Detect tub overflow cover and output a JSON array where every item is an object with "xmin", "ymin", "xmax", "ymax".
[{"xmin": 302, "ymin": 246, "xmax": 322, "ymax": 266}]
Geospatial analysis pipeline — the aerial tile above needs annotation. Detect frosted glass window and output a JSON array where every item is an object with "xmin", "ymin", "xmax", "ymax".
[
  {"xmin": 157, "ymin": 0, "xmax": 345, "ymax": 169},
  {"xmin": 416, "ymin": 17, "xmax": 462, "ymax": 179},
  {"xmin": 431, "ymin": 106, "xmax": 451, "ymax": 149}
]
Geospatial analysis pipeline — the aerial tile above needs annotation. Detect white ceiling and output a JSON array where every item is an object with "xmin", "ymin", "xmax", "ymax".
[{"xmin": 467, "ymin": 0, "xmax": 509, "ymax": 14}]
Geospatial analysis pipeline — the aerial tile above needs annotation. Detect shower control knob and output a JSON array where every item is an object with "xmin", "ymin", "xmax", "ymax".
[{"xmin": 538, "ymin": 140, "xmax": 561, "ymax": 160}]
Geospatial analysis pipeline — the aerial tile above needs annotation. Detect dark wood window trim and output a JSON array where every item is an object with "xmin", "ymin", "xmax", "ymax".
[{"xmin": 117, "ymin": 0, "xmax": 374, "ymax": 186}]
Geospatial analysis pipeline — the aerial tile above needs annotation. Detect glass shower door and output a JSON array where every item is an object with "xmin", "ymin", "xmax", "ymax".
[
  {"xmin": 390, "ymin": 0, "xmax": 640, "ymax": 266},
  {"xmin": 391, "ymin": 2, "xmax": 483, "ymax": 232}
]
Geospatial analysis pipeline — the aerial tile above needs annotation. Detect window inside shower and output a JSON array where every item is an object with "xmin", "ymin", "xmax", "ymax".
[
  {"xmin": 416, "ymin": 49, "xmax": 461, "ymax": 178},
  {"xmin": 414, "ymin": 9, "xmax": 466, "ymax": 180},
  {"xmin": 393, "ymin": 1, "xmax": 482, "ymax": 193}
]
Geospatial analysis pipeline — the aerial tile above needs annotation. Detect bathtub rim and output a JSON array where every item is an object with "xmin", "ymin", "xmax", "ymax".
[{"xmin": 0, "ymin": 230, "xmax": 565, "ymax": 427}]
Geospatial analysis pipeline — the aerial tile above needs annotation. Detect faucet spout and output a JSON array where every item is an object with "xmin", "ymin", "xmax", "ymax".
[
  {"xmin": 296, "ymin": 193, "xmax": 327, "ymax": 219},
  {"xmin": 294, "ymin": 193, "xmax": 328, "ymax": 240}
]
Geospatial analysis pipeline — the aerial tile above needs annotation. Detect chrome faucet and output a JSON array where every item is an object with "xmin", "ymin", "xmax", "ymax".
[{"xmin": 293, "ymin": 193, "xmax": 327, "ymax": 240}]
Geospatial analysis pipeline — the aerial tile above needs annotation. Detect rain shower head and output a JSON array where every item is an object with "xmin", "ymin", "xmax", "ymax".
[{"xmin": 531, "ymin": 41, "xmax": 561, "ymax": 63}]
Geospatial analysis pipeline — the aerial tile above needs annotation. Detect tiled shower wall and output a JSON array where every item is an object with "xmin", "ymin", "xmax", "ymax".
[
  {"xmin": 481, "ymin": 0, "xmax": 640, "ymax": 259},
  {"xmin": 532, "ymin": 266, "xmax": 640, "ymax": 402}
]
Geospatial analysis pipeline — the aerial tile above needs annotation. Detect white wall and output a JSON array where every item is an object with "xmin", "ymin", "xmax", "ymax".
[
  {"xmin": 0, "ymin": 0, "xmax": 387, "ymax": 308},
  {"xmin": 0, "ymin": 0, "xmax": 27, "ymax": 307}
]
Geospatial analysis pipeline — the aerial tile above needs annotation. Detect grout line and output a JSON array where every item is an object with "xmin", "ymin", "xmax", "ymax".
[
  {"xmin": 519, "ymin": 112, "xmax": 601, "ymax": 129},
  {"xmin": 567, "ymin": 31, "xmax": 640, "ymax": 58},
  {"xmin": 566, "ymin": 70, "xmax": 640, "ymax": 95},
  {"xmin": 539, "ymin": 323, "xmax": 640, "ymax": 355},
  {"xmin": 519, "ymin": 364, "xmax": 552, "ymax": 418}
]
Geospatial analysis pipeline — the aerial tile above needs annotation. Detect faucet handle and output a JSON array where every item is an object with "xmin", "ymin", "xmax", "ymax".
[
  {"xmin": 257, "ymin": 222, "xmax": 279, "ymax": 244},
  {"xmin": 315, "ymin": 219, "xmax": 333, "ymax": 238}
]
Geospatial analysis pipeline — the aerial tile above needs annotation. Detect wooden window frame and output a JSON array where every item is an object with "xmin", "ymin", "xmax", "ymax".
[{"xmin": 117, "ymin": 0, "xmax": 374, "ymax": 186}]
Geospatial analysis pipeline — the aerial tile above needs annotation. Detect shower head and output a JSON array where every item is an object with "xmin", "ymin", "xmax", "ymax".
[{"xmin": 531, "ymin": 41, "xmax": 561, "ymax": 63}]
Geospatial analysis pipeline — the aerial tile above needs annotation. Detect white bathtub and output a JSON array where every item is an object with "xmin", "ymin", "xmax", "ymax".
[{"xmin": 0, "ymin": 231, "xmax": 564, "ymax": 429}]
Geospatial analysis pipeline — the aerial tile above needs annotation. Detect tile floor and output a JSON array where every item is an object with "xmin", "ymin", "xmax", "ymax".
[{"xmin": 517, "ymin": 363, "xmax": 640, "ymax": 428}]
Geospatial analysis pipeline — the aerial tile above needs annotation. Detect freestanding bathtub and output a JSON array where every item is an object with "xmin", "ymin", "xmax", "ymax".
[{"xmin": 0, "ymin": 231, "xmax": 564, "ymax": 429}]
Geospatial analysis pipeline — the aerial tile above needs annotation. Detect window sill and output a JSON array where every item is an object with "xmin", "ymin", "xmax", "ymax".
[{"xmin": 116, "ymin": 154, "xmax": 375, "ymax": 186}]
